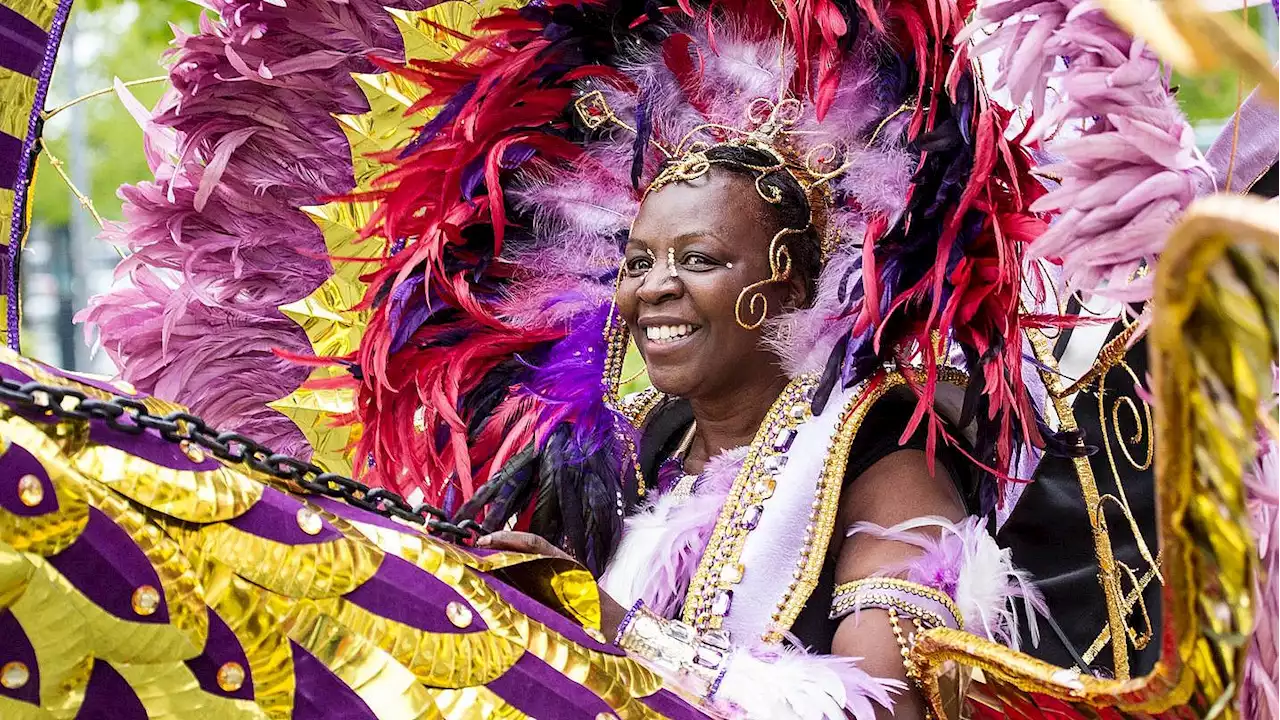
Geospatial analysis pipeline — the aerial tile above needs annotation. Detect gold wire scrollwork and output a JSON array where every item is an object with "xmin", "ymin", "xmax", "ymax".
[
  {"xmin": 733, "ymin": 228, "xmax": 798, "ymax": 331},
  {"xmin": 911, "ymin": 193, "xmax": 1278, "ymax": 719}
]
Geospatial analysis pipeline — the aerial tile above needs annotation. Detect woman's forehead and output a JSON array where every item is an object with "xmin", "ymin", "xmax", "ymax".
[{"xmin": 630, "ymin": 171, "xmax": 773, "ymax": 242}]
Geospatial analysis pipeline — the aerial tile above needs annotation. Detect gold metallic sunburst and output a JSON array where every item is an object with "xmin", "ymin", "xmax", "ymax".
[{"xmin": 269, "ymin": 1, "xmax": 520, "ymax": 473}]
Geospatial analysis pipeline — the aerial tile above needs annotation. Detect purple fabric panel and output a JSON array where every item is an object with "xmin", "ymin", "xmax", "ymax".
[
  {"xmin": 228, "ymin": 487, "xmax": 342, "ymax": 545},
  {"xmin": 344, "ymin": 554, "xmax": 485, "ymax": 633},
  {"xmin": 289, "ymin": 640, "xmax": 377, "ymax": 720},
  {"xmin": 75, "ymin": 661, "xmax": 147, "ymax": 720},
  {"xmin": 0, "ymin": 439, "xmax": 58, "ymax": 517},
  {"xmin": 47, "ymin": 508, "xmax": 170, "ymax": 624},
  {"xmin": 183, "ymin": 606, "xmax": 254, "ymax": 701},
  {"xmin": 34, "ymin": 362, "xmax": 143, "ymax": 398},
  {"xmin": 0, "ymin": 611, "xmax": 39, "ymax": 705},
  {"xmin": 0, "ymin": 4, "xmax": 45, "ymax": 76},
  {"xmin": 1205, "ymin": 87, "xmax": 1280, "ymax": 195},
  {"xmin": 7, "ymin": 0, "xmax": 72, "ymax": 346},
  {"xmin": 486, "ymin": 652, "xmax": 616, "ymax": 719},
  {"xmin": 0, "ymin": 132, "xmax": 18, "ymax": 190},
  {"xmin": 640, "ymin": 689, "xmax": 710, "ymax": 720},
  {"xmin": 0, "ymin": 361, "xmax": 35, "ymax": 385},
  {"xmin": 483, "ymin": 574, "xmax": 623, "ymax": 657},
  {"xmin": 87, "ymin": 422, "xmax": 222, "ymax": 472}
]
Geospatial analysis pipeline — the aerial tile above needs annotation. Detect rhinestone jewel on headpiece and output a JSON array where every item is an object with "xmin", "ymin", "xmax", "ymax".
[{"xmin": 574, "ymin": 92, "xmax": 847, "ymax": 261}]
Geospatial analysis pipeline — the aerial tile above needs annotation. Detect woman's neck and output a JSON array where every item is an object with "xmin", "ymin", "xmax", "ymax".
[{"xmin": 685, "ymin": 371, "xmax": 790, "ymax": 467}]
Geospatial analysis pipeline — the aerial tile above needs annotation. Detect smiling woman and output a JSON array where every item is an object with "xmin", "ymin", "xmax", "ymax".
[
  {"xmin": 221, "ymin": 0, "xmax": 1216, "ymax": 717},
  {"xmin": 481, "ymin": 119, "xmax": 1000, "ymax": 719}
]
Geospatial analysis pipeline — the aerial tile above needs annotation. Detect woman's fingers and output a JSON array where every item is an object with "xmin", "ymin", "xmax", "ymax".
[{"xmin": 475, "ymin": 530, "xmax": 566, "ymax": 558}]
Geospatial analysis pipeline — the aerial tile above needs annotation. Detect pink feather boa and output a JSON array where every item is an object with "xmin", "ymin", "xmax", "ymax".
[{"xmin": 602, "ymin": 447, "xmax": 747, "ymax": 616}]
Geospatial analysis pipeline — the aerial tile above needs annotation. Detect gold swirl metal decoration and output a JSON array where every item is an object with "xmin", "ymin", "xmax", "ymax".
[{"xmin": 734, "ymin": 227, "xmax": 798, "ymax": 331}]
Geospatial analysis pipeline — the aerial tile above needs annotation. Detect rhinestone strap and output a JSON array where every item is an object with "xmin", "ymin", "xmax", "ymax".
[
  {"xmin": 829, "ymin": 577, "xmax": 963, "ymax": 631},
  {"xmin": 613, "ymin": 599, "xmax": 645, "ymax": 646},
  {"xmin": 616, "ymin": 605, "xmax": 732, "ymax": 699}
]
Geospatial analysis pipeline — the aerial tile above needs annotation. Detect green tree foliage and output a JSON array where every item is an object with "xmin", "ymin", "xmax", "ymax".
[
  {"xmin": 31, "ymin": 0, "xmax": 201, "ymax": 227},
  {"xmin": 1173, "ymin": 7, "xmax": 1272, "ymax": 126}
]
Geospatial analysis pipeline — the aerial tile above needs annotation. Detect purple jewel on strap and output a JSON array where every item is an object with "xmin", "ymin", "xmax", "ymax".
[
  {"xmin": 711, "ymin": 589, "xmax": 733, "ymax": 616},
  {"xmin": 741, "ymin": 504, "xmax": 763, "ymax": 531},
  {"xmin": 771, "ymin": 428, "xmax": 796, "ymax": 453}
]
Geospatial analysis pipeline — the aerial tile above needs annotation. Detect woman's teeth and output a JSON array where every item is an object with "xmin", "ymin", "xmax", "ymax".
[{"xmin": 645, "ymin": 324, "xmax": 697, "ymax": 343}]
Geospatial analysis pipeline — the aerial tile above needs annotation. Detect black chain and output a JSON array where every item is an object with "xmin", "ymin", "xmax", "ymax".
[{"xmin": 0, "ymin": 378, "xmax": 485, "ymax": 542}]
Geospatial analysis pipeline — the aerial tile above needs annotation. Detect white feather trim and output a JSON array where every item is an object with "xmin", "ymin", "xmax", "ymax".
[{"xmin": 714, "ymin": 646, "xmax": 902, "ymax": 720}]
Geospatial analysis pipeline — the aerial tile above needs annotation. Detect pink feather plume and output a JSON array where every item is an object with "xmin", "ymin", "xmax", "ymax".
[
  {"xmin": 963, "ymin": 0, "xmax": 1210, "ymax": 302},
  {"xmin": 79, "ymin": 0, "xmax": 424, "ymax": 451}
]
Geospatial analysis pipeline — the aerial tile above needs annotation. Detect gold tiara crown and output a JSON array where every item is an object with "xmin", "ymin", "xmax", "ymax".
[{"xmin": 574, "ymin": 92, "xmax": 848, "ymax": 261}]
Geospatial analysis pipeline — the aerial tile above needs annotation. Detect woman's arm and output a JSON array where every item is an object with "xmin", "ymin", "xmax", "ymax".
[{"xmin": 830, "ymin": 448, "xmax": 967, "ymax": 720}]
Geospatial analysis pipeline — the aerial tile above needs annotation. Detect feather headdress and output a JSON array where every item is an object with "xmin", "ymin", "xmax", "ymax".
[{"xmin": 330, "ymin": 0, "xmax": 1059, "ymax": 571}]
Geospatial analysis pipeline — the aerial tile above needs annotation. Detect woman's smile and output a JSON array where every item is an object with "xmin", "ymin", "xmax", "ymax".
[{"xmin": 639, "ymin": 318, "xmax": 703, "ymax": 351}]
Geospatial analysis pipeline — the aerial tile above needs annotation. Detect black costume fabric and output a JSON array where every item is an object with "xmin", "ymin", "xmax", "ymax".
[{"xmin": 998, "ymin": 321, "xmax": 1162, "ymax": 676}]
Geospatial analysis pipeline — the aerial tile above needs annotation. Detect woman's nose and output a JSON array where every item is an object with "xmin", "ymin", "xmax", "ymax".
[{"xmin": 635, "ymin": 264, "xmax": 683, "ymax": 305}]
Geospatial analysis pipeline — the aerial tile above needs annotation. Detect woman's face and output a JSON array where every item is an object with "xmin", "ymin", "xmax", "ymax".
[{"xmin": 618, "ymin": 170, "xmax": 803, "ymax": 400}]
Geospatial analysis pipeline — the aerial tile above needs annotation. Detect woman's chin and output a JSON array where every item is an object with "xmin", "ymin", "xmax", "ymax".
[{"xmin": 645, "ymin": 367, "xmax": 700, "ymax": 399}]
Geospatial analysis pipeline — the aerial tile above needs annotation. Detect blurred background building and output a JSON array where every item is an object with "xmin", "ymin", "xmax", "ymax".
[{"xmin": 20, "ymin": 0, "xmax": 1280, "ymax": 374}]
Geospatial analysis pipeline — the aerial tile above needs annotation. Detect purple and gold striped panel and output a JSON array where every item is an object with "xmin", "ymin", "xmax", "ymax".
[{"xmin": 0, "ymin": 0, "xmax": 75, "ymax": 348}]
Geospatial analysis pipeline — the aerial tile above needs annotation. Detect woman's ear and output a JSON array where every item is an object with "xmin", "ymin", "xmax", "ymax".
[{"xmin": 781, "ymin": 242, "xmax": 810, "ymax": 311}]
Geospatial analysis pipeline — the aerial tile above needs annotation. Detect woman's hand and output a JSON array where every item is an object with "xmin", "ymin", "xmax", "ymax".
[
  {"xmin": 474, "ymin": 530, "xmax": 630, "ymax": 640},
  {"xmin": 475, "ymin": 530, "xmax": 573, "ymax": 561}
]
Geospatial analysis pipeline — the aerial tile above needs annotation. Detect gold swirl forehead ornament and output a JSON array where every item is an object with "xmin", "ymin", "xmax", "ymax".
[{"xmin": 574, "ymin": 92, "xmax": 848, "ymax": 262}]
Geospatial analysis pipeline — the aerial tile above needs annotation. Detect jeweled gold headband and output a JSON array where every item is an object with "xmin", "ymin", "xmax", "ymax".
[{"xmin": 574, "ymin": 92, "xmax": 846, "ymax": 261}]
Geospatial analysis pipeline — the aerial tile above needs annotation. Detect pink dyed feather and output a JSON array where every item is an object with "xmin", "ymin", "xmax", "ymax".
[
  {"xmin": 1243, "ymin": 411, "xmax": 1279, "ymax": 720},
  {"xmin": 848, "ymin": 515, "xmax": 1046, "ymax": 649},
  {"xmin": 962, "ymin": 0, "xmax": 1210, "ymax": 302}
]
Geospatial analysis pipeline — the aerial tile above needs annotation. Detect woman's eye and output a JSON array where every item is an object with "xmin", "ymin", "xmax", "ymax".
[
  {"xmin": 680, "ymin": 254, "xmax": 716, "ymax": 270},
  {"xmin": 625, "ymin": 257, "xmax": 652, "ymax": 276}
]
